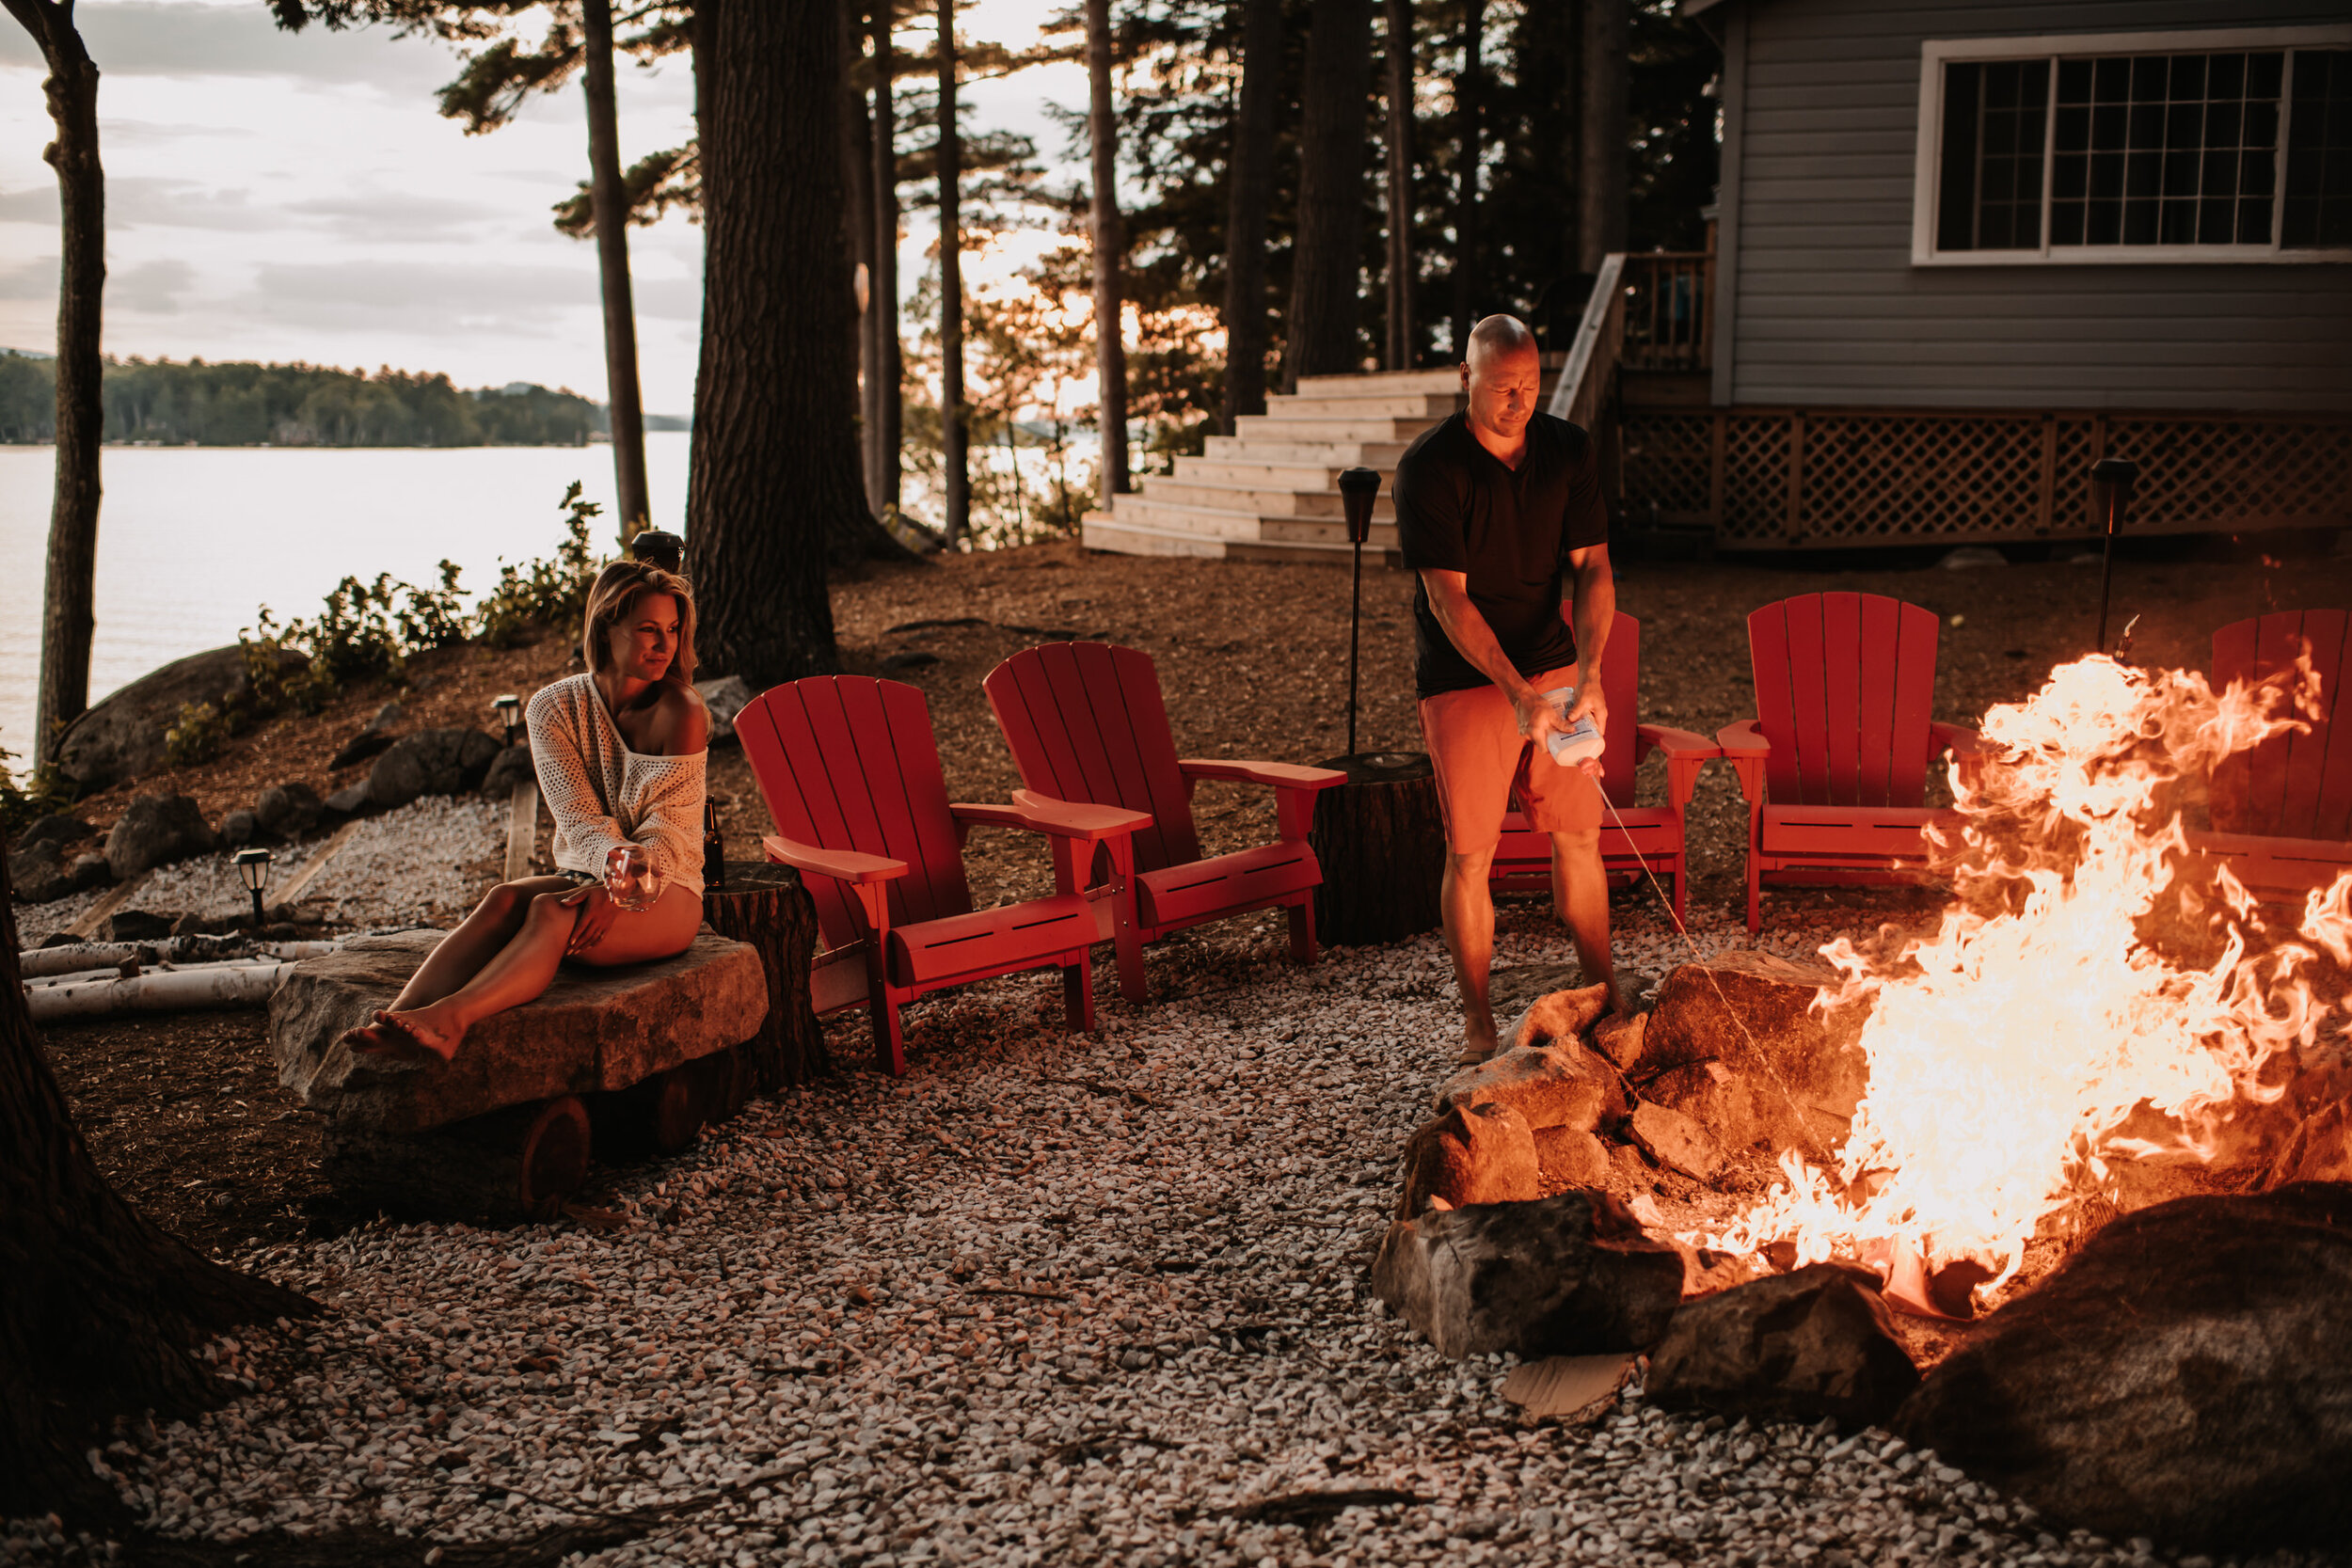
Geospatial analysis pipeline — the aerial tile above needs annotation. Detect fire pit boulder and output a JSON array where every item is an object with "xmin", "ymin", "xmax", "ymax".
[
  {"xmin": 1430, "ymin": 1037, "xmax": 1628, "ymax": 1132},
  {"xmin": 1894, "ymin": 1183, "xmax": 2352, "ymax": 1552},
  {"xmin": 1397, "ymin": 1102, "xmax": 1540, "ymax": 1215},
  {"xmin": 1371, "ymin": 1190, "xmax": 1684, "ymax": 1360},
  {"xmin": 1646, "ymin": 1263, "xmax": 1919, "ymax": 1431},
  {"xmin": 1639, "ymin": 951, "xmax": 1869, "ymax": 1163}
]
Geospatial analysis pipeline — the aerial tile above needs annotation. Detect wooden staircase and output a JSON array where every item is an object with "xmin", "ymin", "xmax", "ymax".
[{"xmin": 1082, "ymin": 359, "xmax": 1562, "ymax": 564}]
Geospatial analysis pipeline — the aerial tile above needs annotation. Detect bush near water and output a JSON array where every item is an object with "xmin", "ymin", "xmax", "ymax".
[{"xmin": 0, "ymin": 352, "xmax": 607, "ymax": 448}]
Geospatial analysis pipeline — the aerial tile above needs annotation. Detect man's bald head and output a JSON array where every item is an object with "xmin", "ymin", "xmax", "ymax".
[{"xmin": 1465, "ymin": 313, "xmax": 1538, "ymax": 370}]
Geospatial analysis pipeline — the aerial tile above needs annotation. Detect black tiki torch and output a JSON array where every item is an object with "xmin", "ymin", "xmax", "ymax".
[
  {"xmin": 2091, "ymin": 458, "xmax": 2138, "ymax": 657},
  {"xmin": 1338, "ymin": 467, "xmax": 1383, "ymax": 758}
]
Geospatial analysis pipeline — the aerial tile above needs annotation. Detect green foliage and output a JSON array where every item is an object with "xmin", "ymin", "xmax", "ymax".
[
  {"xmin": 164, "ymin": 701, "xmax": 230, "ymax": 769},
  {"xmin": 475, "ymin": 483, "xmax": 604, "ymax": 647},
  {"xmin": 0, "ymin": 752, "xmax": 76, "ymax": 841},
  {"xmin": 0, "ymin": 354, "xmax": 607, "ymax": 447}
]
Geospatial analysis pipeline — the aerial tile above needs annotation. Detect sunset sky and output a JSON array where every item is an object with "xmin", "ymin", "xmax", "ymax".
[{"xmin": 0, "ymin": 0, "xmax": 1092, "ymax": 415}]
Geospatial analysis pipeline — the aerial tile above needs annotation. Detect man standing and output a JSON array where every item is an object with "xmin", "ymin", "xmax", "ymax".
[{"xmin": 1395, "ymin": 313, "xmax": 1616, "ymax": 1064}]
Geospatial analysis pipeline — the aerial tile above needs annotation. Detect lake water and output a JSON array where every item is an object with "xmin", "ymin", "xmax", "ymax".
[{"xmin": 0, "ymin": 433, "xmax": 692, "ymax": 765}]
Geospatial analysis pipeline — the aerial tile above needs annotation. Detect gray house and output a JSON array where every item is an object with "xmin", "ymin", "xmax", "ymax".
[{"xmin": 1608, "ymin": 0, "xmax": 2351, "ymax": 547}]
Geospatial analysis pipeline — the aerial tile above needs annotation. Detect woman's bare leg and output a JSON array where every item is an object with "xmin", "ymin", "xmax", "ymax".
[
  {"xmin": 567, "ymin": 882, "xmax": 704, "ymax": 967},
  {"xmin": 384, "ymin": 891, "xmax": 585, "ymax": 1058},
  {"xmin": 385, "ymin": 877, "xmax": 578, "ymax": 1011}
]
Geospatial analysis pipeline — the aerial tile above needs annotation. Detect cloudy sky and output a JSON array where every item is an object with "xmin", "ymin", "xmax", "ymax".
[{"xmin": 0, "ymin": 0, "xmax": 1089, "ymax": 416}]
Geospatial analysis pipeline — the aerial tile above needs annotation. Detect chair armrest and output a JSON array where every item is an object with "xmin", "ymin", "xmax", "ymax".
[
  {"xmin": 1715, "ymin": 720, "xmax": 1770, "ymax": 806},
  {"xmin": 961, "ymin": 794, "xmax": 1152, "ymax": 843},
  {"xmin": 763, "ymin": 834, "xmax": 908, "ymax": 886},
  {"xmin": 1636, "ymin": 724, "xmax": 1721, "ymax": 816},
  {"xmin": 1177, "ymin": 758, "xmax": 1347, "ymax": 791}
]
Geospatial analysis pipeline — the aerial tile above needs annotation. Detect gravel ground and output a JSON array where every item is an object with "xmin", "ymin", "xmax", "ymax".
[
  {"xmin": 13, "ymin": 798, "xmax": 505, "ymax": 946},
  {"xmin": 6, "ymin": 902, "xmax": 2343, "ymax": 1568}
]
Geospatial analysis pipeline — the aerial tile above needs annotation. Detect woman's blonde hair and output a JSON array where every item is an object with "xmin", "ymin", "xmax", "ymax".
[{"xmin": 581, "ymin": 560, "xmax": 698, "ymax": 687}]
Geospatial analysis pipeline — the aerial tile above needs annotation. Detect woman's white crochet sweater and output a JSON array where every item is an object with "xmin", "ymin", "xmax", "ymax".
[{"xmin": 526, "ymin": 673, "xmax": 707, "ymax": 899}]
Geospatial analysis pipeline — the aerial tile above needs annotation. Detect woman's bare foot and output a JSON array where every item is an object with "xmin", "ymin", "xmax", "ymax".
[
  {"xmin": 380, "ymin": 1005, "xmax": 467, "ymax": 1061},
  {"xmin": 342, "ymin": 1015, "xmax": 442, "ymax": 1064}
]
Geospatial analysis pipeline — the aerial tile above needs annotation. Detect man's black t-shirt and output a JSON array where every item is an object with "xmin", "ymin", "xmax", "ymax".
[{"xmin": 1393, "ymin": 410, "xmax": 1610, "ymax": 700}]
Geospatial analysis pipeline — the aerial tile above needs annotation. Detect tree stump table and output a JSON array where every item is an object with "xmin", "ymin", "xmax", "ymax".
[
  {"xmin": 700, "ymin": 861, "xmax": 828, "ymax": 1091},
  {"xmin": 1309, "ymin": 752, "xmax": 1446, "ymax": 945}
]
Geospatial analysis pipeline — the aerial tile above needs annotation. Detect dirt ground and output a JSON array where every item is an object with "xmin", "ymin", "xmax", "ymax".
[{"xmin": 29, "ymin": 532, "xmax": 2352, "ymax": 1264}]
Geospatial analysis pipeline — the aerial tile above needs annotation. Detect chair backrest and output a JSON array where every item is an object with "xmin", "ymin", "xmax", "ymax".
[
  {"xmin": 1748, "ymin": 592, "xmax": 1939, "ymax": 809},
  {"xmin": 2211, "ymin": 610, "xmax": 2351, "ymax": 841},
  {"xmin": 735, "ymin": 676, "xmax": 974, "ymax": 946},
  {"xmin": 983, "ymin": 641, "xmax": 1202, "ymax": 873},
  {"xmin": 1596, "ymin": 611, "xmax": 1641, "ymax": 808}
]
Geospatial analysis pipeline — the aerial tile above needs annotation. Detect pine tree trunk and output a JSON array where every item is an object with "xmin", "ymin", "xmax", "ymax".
[
  {"xmin": 0, "ymin": 806, "xmax": 314, "ymax": 1516},
  {"xmin": 1282, "ymin": 0, "xmax": 1375, "ymax": 393},
  {"xmin": 936, "ymin": 0, "xmax": 967, "ymax": 545},
  {"xmin": 1219, "ymin": 0, "xmax": 1281, "ymax": 434},
  {"xmin": 8, "ymin": 0, "xmax": 103, "ymax": 769},
  {"xmin": 1383, "ymin": 0, "xmax": 1417, "ymax": 372},
  {"xmin": 582, "ymin": 0, "xmax": 652, "ymax": 542},
  {"xmin": 1560, "ymin": 0, "xmax": 1584, "ymax": 283},
  {"xmin": 686, "ymin": 0, "xmax": 869, "ymax": 684},
  {"xmin": 1085, "ymin": 0, "xmax": 1128, "ymax": 498},
  {"xmin": 1449, "ymin": 0, "xmax": 1482, "ymax": 356},
  {"xmin": 840, "ymin": 0, "xmax": 881, "ymax": 515},
  {"xmin": 1578, "ymin": 0, "xmax": 1628, "ymax": 273},
  {"xmin": 870, "ymin": 0, "xmax": 903, "ymax": 517}
]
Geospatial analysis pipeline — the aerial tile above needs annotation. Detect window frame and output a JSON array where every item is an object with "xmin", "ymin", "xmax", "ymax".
[{"xmin": 1910, "ymin": 24, "xmax": 2352, "ymax": 265}]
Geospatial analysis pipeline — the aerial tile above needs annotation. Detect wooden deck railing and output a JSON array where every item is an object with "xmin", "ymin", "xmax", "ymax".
[
  {"xmin": 1621, "ymin": 251, "xmax": 1712, "ymax": 372},
  {"xmin": 1549, "ymin": 253, "xmax": 1627, "ymax": 433}
]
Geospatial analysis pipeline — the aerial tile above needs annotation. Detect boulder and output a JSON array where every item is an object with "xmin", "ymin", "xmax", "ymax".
[
  {"xmin": 106, "ymin": 910, "xmax": 177, "ymax": 942},
  {"xmin": 1895, "ymin": 1184, "xmax": 2352, "ymax": 1552},
  {"xmin": 1533, "ymin": 1125, "xmax": 1613, "ymax": 1189},
  {"xmin": 695, "ymin": 674, "xmax": 756, "ymax": 745},
  {"xmin": 14, "ymin": 814, "xmax": 92, "ymax": 853},
  {"xmin": 1502, "ymin": 982, "xmax": 1613, "ymax": 1051},
  {"xmin": 1432, "ymin": 1038, "xmax": 1628, "ymax": 1132},
  {"xmin": 480, "ymin": 743, "xmax": 536, "ymax": 797},
  {"xmin": 270, "ymin": 929, "xmax": 769, "ymax": 1134},
  {"xmin": 1641, "ymin": 951, "xmax": 1870, "ymax": 1161},
  {"xmin": 366, "ymin": 727, "xmax": 501, "ymax": 810},
  {"xmin": 255, "ymin": 782, "xmax": 324, "ymax": 839},
  {"xmin": 69, "ymin": 853, "xmax": 111, "ymax": 891},
  {"xmin": 329, "ymin": 701, "xmax": 404, "ymax": 771},
  {"xmin": 1647, "ymin": 1263, "xmax": 1920, "ymax": 1431},
  {"xmin": 1397, "ymin": 1102, "xmax": 1540, "ymax": 1217},
  {"xmin": 104, "ymin": 793, "xmax": 218, "ymax": 880},
  {"xmin": 220, "ymin": 809, "xmax": 258, "ymax": 847},
  {"xmin": 1370, "ymin": 1190, "xmax": 1685, "ymax": 1360},
  {"xmin": 325, "ymin": 783, "xmax": 370, "ymax": 816},
  {"xmin": 1629, "ymin": 1099, "xmax": 1726, "ymax": 1184},
  {"xmin": 53, "ymin": 643, "xmax": 306, "ymax": 791},
  {"xmin": 8, "ymin": 840, "xmax": 72, "ymax": 904}
]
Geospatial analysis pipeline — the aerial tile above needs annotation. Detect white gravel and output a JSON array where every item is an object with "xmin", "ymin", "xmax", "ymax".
[
  {"xmin": 11, "ymin": 797, "xmax": 504, "ymax": 945},
  {"xmin": 5, "ymin": 903, "xmax": 2344, "ymax": 1568}
]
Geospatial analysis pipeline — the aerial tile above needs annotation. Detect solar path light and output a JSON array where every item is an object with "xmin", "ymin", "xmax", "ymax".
[{"xmin": 233, "ymin": 847, "xmax": 273, "ymax": 928}]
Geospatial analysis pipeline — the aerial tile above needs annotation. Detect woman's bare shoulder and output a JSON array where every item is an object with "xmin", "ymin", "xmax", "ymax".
[{"xmin": 648, "ymin": 681, "xmax": 709, "ymax": 754}]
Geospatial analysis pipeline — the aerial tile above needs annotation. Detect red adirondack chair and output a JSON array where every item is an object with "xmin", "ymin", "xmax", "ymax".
[
  {"xmin": 1489, "ymin": 612, "xmax": 1719, "ymax": 921},
  {"xmin": 737, "ymin": 676, "xmax": 1151, "ymax": 1075},
  {"xmin": 1718, "ymin": 592, "xmax": 1990, "ymax": 934},
  {"xmin": 2194, "ymin": 610, "xmax": 2352, "ymax": 899},
  {"xmin": 981, "ymin": 641, "xmax": 1345, "ymax": 996}
]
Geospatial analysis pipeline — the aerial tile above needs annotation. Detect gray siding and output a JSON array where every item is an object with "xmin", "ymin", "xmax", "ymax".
[{"xmin": 1723, "ymin": 0, "xmax": 2352, "ymax": 412}]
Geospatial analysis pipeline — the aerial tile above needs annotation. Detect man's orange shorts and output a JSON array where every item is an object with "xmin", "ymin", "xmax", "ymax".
[{"xmin": 1417, "ymin": 664, "xmax": 1604, "ymax": 855}]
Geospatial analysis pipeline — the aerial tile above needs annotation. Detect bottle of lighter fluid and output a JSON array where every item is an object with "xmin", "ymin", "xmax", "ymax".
[{"xmin": 1540, "ymin": 686, "xmax": 1606, "ymax": 766}]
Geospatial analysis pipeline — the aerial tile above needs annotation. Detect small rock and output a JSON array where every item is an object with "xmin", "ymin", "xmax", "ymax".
[
  {"xmin": 367, "ymin": 728, "xmax": 501, "ymax": 810},
  {"xmin": 221, "ymin": 809, "xmax": 259, "ymax": 847},
  {"xmin": 324, "ymin": 783, "xmax": 370, "ymax": 816},
  {"xmin": 14, "ymin": 813, "xmax": 92, "ymax": 853},
  {"xmin": 1533, "ymin": 1125, "xmax": 1613, "ymax": 1189},
  {"xmin": 2264, "ymin": 1100, "xmax": 2350, "ymax": 1188},
  {"xmin": 480, "ymin": 744, "xmax": 536, "ymax": 798},
  {"xmin": 1433, "ymin": 1038, "xmax": 1628, "ymax": 1132},
  {"xmin": 8, "ymin": 839, "xmax": 72, "ymax": 904},
  {"xmin": 694, "ymin": 674, "xmax": 755, "ymax": 745},
  {"xmin": 1629, "ymin": 1100, "xmax": 1724, "ymax": 1183},
  {"xmin": 104, "ymin": 793, "xmax": 219, "ymax": 880},
  {"xmin": 173, "ymin": 911, "xmax": 244, "ymax": 938},
  {"xmin": 1397, "ymin": 1102, "xmax": 1540, "ymax": 1217},
  {"xmin": 1502, "ymin": 983, "xmax": 1613, "ymax": 1052},
  {"xmin": 106, "ymin": 910, "xmax": 178, "ymax": 942},
  {"xmin": 1896, "ymin": 1185, "xmax": 2352, "ymax": 1552},
  {"xmin": 1370, "ymin": 1190, "xmax": 1685, "ymax": 1360},
  {"xmin": 1591, "ymin": 1009, "xmax": 1649, "ymax": 1072},
  {"xmin": 1647, "ymin": 1263, "xmax": 1920, "ymax": 1431},
  {"xmin": 255, "ymin": 782, "xmax": 324, "ymax": 838},
  {"xmin": 69, "ymin": 852, "xmax": 112, "ymax": 890},
  {"xmin": 329, "ymin": 702, "xmax": 405, "ymax": 771}
]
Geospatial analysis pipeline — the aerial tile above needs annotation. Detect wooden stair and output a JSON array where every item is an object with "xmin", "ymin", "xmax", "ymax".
[{"xmin": 1083, "ymin": 359, "xmax": 1562, "ymax": 563}]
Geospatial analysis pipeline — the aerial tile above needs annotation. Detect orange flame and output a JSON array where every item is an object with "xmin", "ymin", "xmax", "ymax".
[{"xmin": 1699, "ymin": 653, "xmax": 2341, "ymax": 1291}]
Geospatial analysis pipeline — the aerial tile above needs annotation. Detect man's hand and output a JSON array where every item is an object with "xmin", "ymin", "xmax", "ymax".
[
  {"xmin": 560, "ymin": 882, "xmax": 620, "ymax": 958},
  {"xmin": 1554, "ymin": 676, "xmax": 1609, "ymax": 779},
  {"xmin": 1512, "ymin": 685, "xmax": 1567, "ymax": 752}
]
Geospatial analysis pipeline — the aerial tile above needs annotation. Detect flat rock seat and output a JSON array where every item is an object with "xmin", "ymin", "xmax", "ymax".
[{"xmin": 270, "ymin": 929, "xmax": 769, "ymax": 1136}]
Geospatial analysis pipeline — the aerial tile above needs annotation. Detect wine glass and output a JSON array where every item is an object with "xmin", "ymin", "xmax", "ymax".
[{"xmin": 604, "ymin": 844, "xmax": 663, "ymax": 912}]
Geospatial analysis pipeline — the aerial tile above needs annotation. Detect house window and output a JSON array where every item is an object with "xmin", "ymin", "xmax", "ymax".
[{"xmin": 1914, "ymin": 27, "xmax": 2352, "ymax": 262}]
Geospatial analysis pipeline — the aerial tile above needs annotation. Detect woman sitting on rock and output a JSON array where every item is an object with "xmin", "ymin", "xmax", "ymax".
[{"xmin": 344, "ymin": 559, "xmax": 709, "ymax": 1061}]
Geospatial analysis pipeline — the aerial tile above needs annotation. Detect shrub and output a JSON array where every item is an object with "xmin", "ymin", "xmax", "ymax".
[
  {"xmin": 476, "ymin": 483, "xmax": 603, "ymax": 648},
  {"xmin": 0, "ymin": 752, "xmax": 74, "ymax": 841},
  {"xmin": 164, "ymin": 700, "xmax": 230, "ymax": 768}
]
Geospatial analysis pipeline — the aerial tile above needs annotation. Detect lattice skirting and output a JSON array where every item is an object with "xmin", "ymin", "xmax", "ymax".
[{"xmin": 1618, "ymin": 407, "xmax": 2352, "ymax": 547}]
